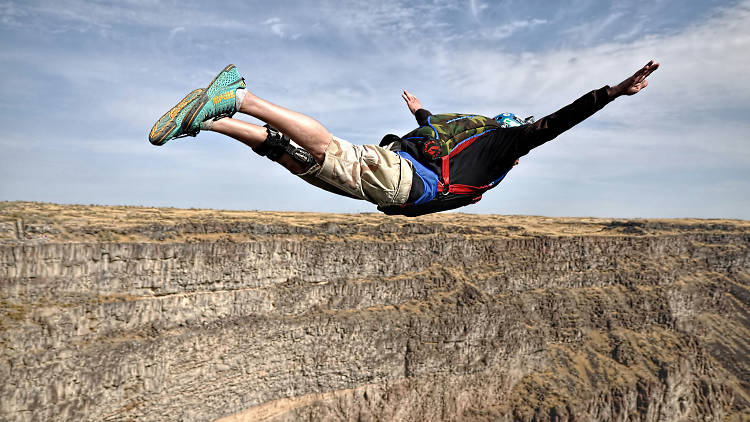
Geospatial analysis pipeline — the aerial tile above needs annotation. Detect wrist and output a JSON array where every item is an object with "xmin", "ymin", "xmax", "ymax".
[
  {"xmin": 606, "ymin": 85, "xmax": 622, "ymax": 99},
  {"xmin": 607, "ymin": 85, "xmax": 618, "ymax": 100}
]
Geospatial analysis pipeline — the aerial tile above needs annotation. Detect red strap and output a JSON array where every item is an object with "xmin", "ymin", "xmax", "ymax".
[
  {"xmin": 441, "ymin": 156, "xmax": 450, "ymax": 189},
  {"xmin": 440, "ymin": 130, "xmax": 493, "ymax": 193},
  {"xmin": 435, "ymin": 129, "xmax": 498, "ymax": 195},
  {"xmin": 448, "ymin": 130, "xmax": 490, "ymax": 158},
  {"xmin": 448, "ymin": 184, "xmax": 489, "ymax": 195}
]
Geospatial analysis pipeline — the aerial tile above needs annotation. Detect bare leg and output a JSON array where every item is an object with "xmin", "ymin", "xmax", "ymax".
[
  {"xmin": 210, "ymin": 118, "xmax": 310, "ymax": 174},
  {"xmin": 209, "ymin": 117, "xmax": 267, "ymax": 148},
  {"xmin": 236, "ymin": 90, "xmax": 331, "ymax": 163}
]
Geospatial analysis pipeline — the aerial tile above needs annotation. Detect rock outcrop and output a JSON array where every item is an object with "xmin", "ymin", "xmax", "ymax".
[{"xmin": 1, "ymin": 202, "xmax": 748, "ymax": 421}]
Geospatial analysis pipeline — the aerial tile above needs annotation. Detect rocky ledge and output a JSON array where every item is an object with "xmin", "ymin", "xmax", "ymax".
[{"xmin": 1, "ymin": 201, "xmax": 748, "ymax": 421}]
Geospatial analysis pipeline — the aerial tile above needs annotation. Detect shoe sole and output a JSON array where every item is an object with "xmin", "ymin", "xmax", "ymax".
[
  {"xmin": 149, "ymin": 88, "xmax": 203, "ymax": 146},
  {"xmin": 183, "ymin": 64, "xmax": 243, "ymax": 133}
]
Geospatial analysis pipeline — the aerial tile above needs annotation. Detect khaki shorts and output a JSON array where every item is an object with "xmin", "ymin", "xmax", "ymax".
[{"xmin": 298, "ymin": 136, "xmax": 413, "ymax": 207}]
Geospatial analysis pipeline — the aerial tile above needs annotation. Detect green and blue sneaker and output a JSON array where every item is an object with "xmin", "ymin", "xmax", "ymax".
[
  {"xmin": 149, "ymin": 88, "xmax": 205, "ymax": 146},
  {"xmin": 183, "ymin": 64, "xmax": 246, "ymax": 136}
]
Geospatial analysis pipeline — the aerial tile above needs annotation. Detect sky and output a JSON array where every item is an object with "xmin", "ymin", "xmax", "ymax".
[{"xmin": 1, "ymin": 0, "xmax": 749, "ymax": 219}]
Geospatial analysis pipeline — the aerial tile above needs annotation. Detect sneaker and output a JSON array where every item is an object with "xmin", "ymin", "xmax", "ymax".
[
  {"xmin": 183, "ymin": 64, "xmax": 246, "ymax": 136},
  {"xmin": 149, "ymin": 88, "xmax": 205, "ymax": 146}
]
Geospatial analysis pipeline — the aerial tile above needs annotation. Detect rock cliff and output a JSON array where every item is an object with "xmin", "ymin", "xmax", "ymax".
[{"xmin": 1, "ymin": 202, "xmax": 748, "ymax": 421}]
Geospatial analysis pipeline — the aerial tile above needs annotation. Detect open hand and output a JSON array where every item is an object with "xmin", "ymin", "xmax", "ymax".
[
  {"xmin": 611, "ymin": 60, "xmax": 660, "ymax": 97},
  {"xmin": 402, "ymin": 90, "xmax": 423, "ymax": 115}
]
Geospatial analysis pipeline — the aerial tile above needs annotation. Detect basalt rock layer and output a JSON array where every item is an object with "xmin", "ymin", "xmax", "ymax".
[{"xmin": 1, "ymin": 202, "xmax": 748, "ymax": 421}]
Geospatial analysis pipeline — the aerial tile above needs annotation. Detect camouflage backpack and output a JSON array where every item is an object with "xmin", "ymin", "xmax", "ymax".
[{"xmin": 400, "ymin": 114, "xmax": 501, "ymax": 160}]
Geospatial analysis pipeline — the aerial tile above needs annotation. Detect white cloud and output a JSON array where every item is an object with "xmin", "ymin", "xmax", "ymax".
[
  {"xmin": 481, "ymin": 18, "xmax": 547, "ymax": 40},
  {"xmin": 0, "ymin": 1, "xmax": 28, "ymax": 26},
  {"xmin": 1, "ymin": 0, "xmax": 256, "ymax": 34},
  {"xmin": 261, "ymin": 16, "xmax": 301, "ymax": 39},
  {"xmin": 561, "ymin": 11, "xmax": 624, "ymax": 46},
  {"xmin": 318, "ymin": 0, "xmax": 460, "ymax": 41},
  {"xmin": 468, "ymin": 0, "xmax": 489, "ymax": 21},
  {"xmin": 431, "ymin": 0, "xmax": 750, "ymax": 119},
  {"xmin": 168, "ymin": 26, "xmax": 185, "ymax": 39}
]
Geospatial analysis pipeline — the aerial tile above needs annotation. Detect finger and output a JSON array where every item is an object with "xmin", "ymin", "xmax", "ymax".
[
  {"xmin": 634, "ymin": 65, "xmax": 651, "ymax": 82},
  {"xmin": 644, "ymin": 62, "xmax": 659, "ymax": 77},
  {"xmin": 402, "ymin": 93, "xmax": 408, "ymax": 102},
  {"xmin": 640, "ymin": 60, "xmax": 655, "ymax": 72}
]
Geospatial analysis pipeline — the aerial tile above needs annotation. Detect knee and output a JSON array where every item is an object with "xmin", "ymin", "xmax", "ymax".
[
  {"xmin": 312, "ymin": 150, "xmax": 325, "ymax": 165},
  {"xmin": 304, "ymin": 137, "xmax": 329, "ymax": 165},
  {"xmin": 278, "ymin": 154, "xmax": 313, "ymax": 175}
]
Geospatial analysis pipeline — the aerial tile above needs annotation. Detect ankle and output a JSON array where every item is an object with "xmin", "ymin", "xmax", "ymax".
[
  {"xmin": 200, "ymin": 119, "xmax": 215, "ymax": 131},
  {"xmin": 235, "ymin": 88, "xmax": 247, "ymax": 112}
]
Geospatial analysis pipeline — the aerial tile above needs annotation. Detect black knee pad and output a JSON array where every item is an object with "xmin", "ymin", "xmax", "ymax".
[{"xmin": 253, "ymin": 125, "xmax": 316, "ymax": 169}]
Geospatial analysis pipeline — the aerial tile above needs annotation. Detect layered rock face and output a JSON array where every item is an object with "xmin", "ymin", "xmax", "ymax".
[{"xmin": 1, "ymin": 202, "xmax": 748, "ymax": 421}]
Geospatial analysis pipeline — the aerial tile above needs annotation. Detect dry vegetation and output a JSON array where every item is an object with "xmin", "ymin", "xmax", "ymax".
[{"xmin": 1, "ymin": 201, "xmax": 747, "ymax": 244}]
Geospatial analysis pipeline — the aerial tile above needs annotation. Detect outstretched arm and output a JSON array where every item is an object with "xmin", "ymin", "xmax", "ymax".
[
  {"xmin": 607, "ymin": 60, "xmax": 660, "ymax": 98},
  {"xmin": 501, "ymin": 59, "xmax": 661, "ymax": 162}
]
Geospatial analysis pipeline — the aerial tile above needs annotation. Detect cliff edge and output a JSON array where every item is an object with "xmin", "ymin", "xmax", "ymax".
[{"xmin": 1, "ymin": 202, "xmax": 748, "ymax": 421}]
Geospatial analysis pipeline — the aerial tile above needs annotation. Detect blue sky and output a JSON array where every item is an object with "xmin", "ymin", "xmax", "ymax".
[{"xmin": 1, "ymin": 0, "xmax": 748, "ymax": 218}]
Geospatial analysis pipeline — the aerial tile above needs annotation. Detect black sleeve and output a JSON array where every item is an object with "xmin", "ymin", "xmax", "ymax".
[
  {"xmin": 478, "ymin": 85, "xmax": 618, "ymax": 177},
  {"xmin": 414, "ymin": 109, "xmax": 432, "ymax": 126},
  {"xmin": 496, "ymin": 86, "xmax": 615, "ymax": 161},
  {"xmin": 519, "ymin": 86, "xmax": 614, "ymax": 152}
]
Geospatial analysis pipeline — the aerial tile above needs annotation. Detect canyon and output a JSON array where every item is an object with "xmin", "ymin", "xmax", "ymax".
[{"xmin": 1, "ymin": 202, "xmax": 748, "ymax": 421}]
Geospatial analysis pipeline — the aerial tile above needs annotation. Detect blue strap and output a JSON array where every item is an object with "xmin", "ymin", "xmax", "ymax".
[
  {"xmin": 488, "ymin": 167, "xmax": 512, "ymax": 187},
  {"xmin": 397, "ymin": 151, "xmax": 438, "ymax": 205}
]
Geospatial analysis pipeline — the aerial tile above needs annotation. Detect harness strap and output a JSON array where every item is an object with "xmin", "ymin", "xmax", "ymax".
[
  {"xmin": 448, "ymin": 184, "xmax": 487, "ymax": 195},
  {"xmin": 439, "ymin": 128, "xmax": 496, "ymax": 195},
  {"xmin": 441, "ymin": 156, "xmax": 450, "ymax": 193}
]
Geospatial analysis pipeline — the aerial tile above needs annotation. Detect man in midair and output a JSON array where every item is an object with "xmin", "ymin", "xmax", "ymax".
[{"xmin": 149, "ymin": 60, "xmax": 659, "ymax": 216}]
